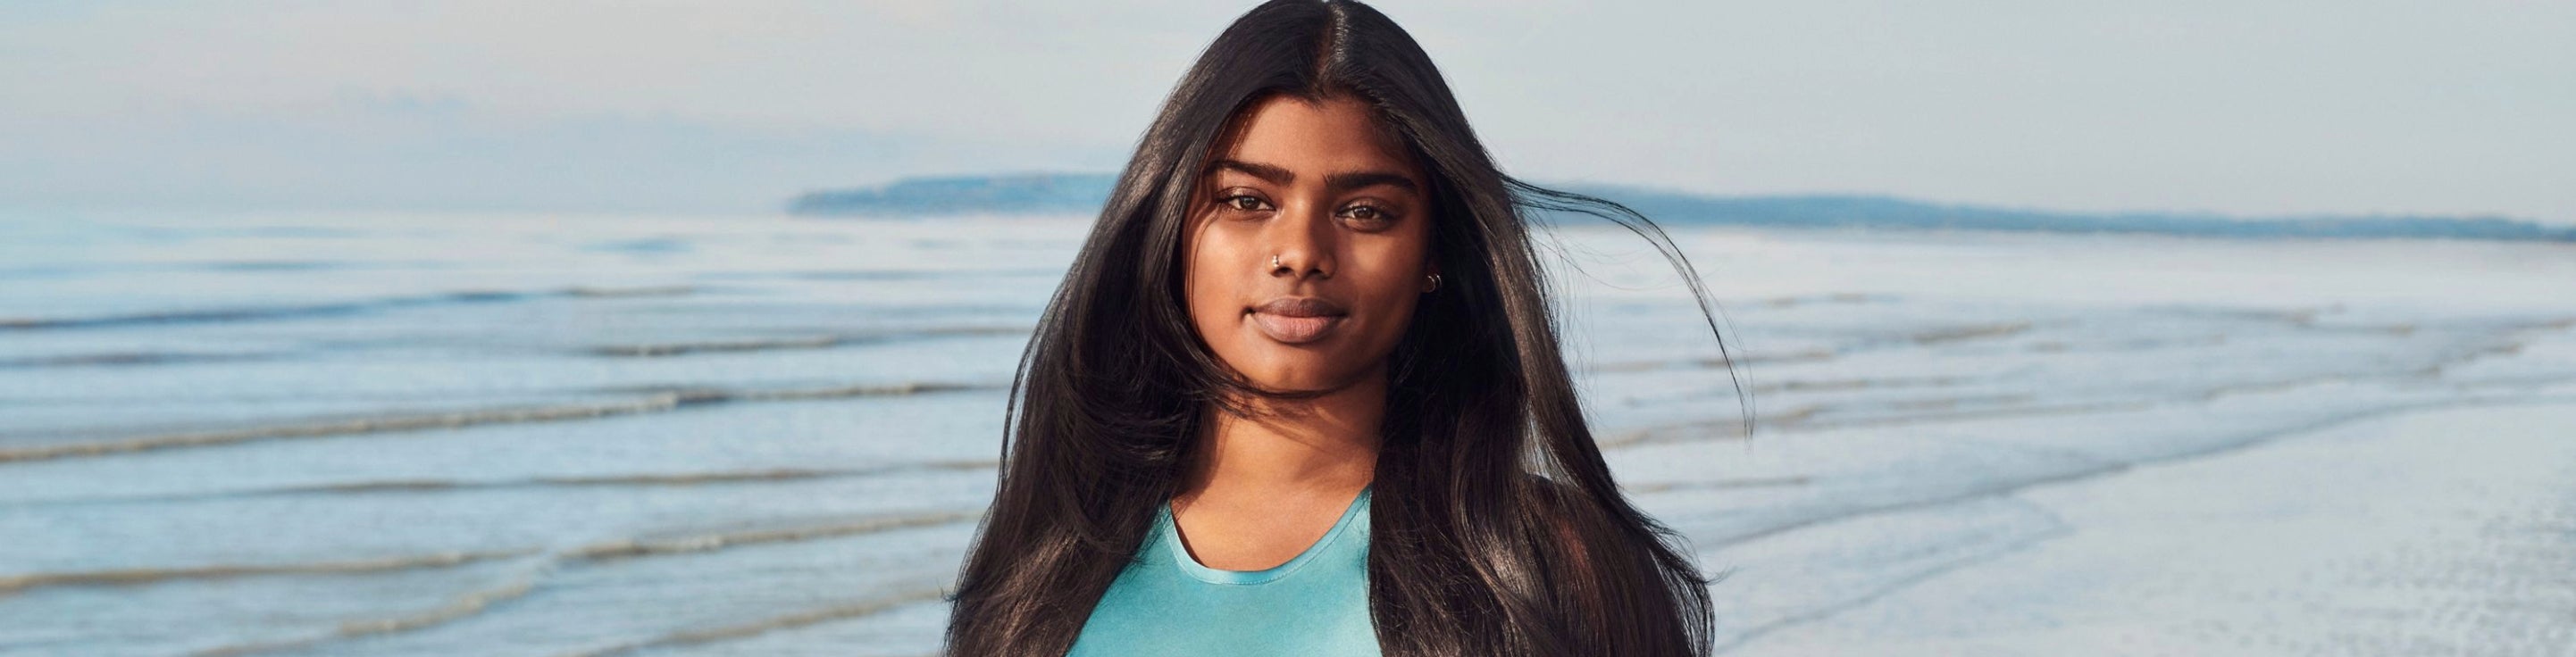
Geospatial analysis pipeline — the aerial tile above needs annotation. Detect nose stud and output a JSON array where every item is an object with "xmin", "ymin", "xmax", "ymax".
[{"xmin": 1271, "ymin": 254, "xmax": 1282, "ymax": 269}]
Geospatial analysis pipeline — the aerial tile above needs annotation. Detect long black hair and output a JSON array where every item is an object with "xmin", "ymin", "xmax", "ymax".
[{"xmin": 944, "ymin": 1, "xmax": 1741, "ymax": 654}]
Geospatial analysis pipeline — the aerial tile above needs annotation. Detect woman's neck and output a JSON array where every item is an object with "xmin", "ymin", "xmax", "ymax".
[{"xmin": 1177, "ymin": 371, "xmax": 1385, "ymax": 506}]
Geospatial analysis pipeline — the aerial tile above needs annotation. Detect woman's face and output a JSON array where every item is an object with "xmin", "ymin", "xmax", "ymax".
[{"xmin": 1183, "ymin": 94, "xmax": 1438, "ymax": 394}]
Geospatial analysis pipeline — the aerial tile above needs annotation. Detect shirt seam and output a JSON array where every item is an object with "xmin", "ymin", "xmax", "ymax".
[{"xmin": 1165, "ymin": 488, "xmax": 1370, "ymax": 586}]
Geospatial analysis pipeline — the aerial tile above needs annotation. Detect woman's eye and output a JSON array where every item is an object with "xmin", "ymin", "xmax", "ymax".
[
  {"xmin": 1341, "ymin": 204, "xmax": 1394, "ymax": 226},
  {"xmin": 1224, "ymin": 195, "xmax": 1269, "ymax": 212}
]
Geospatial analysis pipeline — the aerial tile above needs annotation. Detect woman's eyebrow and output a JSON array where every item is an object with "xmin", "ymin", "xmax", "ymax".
[
  {"xmin": 1210, "ymin": 159, "xmax": 1292, "ymax": 184},
  {"xmin": 1210, "ymin": 159, "xmax": 1418, "ymax": 194},
  {"xmin": 1324, "ymin": 171, "xmax": 1417, "ymax": 194}
]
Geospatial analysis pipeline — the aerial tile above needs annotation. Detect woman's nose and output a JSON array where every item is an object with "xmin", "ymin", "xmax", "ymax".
[{"xmin": 1266, "ymin": 198, "xmax": 1337, "ymax": 279}]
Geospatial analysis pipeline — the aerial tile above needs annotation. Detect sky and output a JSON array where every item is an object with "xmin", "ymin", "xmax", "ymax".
[{"xmin": 3, "ymin": 1, "xmax": 2570, "ymax": 222}]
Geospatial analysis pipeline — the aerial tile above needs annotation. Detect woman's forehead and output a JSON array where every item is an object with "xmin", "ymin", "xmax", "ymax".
[{"xmin": 1211, "ymin": 95, "xmax": 1420, "ymax": 181}]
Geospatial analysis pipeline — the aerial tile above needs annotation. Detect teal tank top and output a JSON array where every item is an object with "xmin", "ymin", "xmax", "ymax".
[{"xmin": 1067, "ymin": 488, "xmax": 1380, "ymax": 656}]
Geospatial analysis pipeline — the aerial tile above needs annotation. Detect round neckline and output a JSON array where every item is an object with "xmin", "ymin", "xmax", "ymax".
[{"xmin": 1160, "ymin": 487, "xmax": 1370, "ymax": 586}]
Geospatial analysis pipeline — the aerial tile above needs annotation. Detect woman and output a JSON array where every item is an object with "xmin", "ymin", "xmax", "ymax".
[{"xmin": 943, "ymin": 1, "xmax": 1738, "ymax": 655}]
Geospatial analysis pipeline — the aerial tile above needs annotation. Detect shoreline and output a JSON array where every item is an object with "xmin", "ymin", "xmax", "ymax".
[{"xmin": 1723, "ymin": 398, "xmax": 2576, "ymax": 655}]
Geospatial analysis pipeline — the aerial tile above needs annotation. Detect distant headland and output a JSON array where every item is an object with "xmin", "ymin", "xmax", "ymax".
[{"xmin": 788, "ymin": 173, "xmax": 2573, "ymax": 243}]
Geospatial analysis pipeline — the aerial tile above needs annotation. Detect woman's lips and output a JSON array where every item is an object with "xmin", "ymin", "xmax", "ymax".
[
  {"xmin": 1250, "ymin": 312, "xmax": 1343, "ymax": 344},
  {"xmin": 1249, "ymin": 296, "xmax": 1348, "ymax": 345}
]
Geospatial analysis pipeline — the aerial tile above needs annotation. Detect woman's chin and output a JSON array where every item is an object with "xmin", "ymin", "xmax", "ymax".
[{"xmin": 1239, "ymin": 362, "xmax": 1360, "ymax": 394}]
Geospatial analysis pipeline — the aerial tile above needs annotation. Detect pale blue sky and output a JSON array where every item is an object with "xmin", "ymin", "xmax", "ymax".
[{"xmin": 3, "ymin": 1, "xmax": 2569, "ymax": 222}]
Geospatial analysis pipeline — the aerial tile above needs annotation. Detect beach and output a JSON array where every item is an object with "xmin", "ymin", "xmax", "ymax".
[
  {"xmin": 2, "ymin": 209, "xmax": 2570, "ymax": 655},
  {"xmin": 1710, "ymin": 401, "xmax": 2576, "ymax": 655}
]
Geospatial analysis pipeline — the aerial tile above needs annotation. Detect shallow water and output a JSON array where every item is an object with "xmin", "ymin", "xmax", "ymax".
[{"xmin": 4, "ymin": 209, "xmax": 2572, "ymax": 655}]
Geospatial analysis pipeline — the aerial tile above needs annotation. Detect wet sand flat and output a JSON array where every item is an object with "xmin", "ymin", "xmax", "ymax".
[{"xmin": 1725, "ymin": 400, "xmax": 2576, "ymax": 656}]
